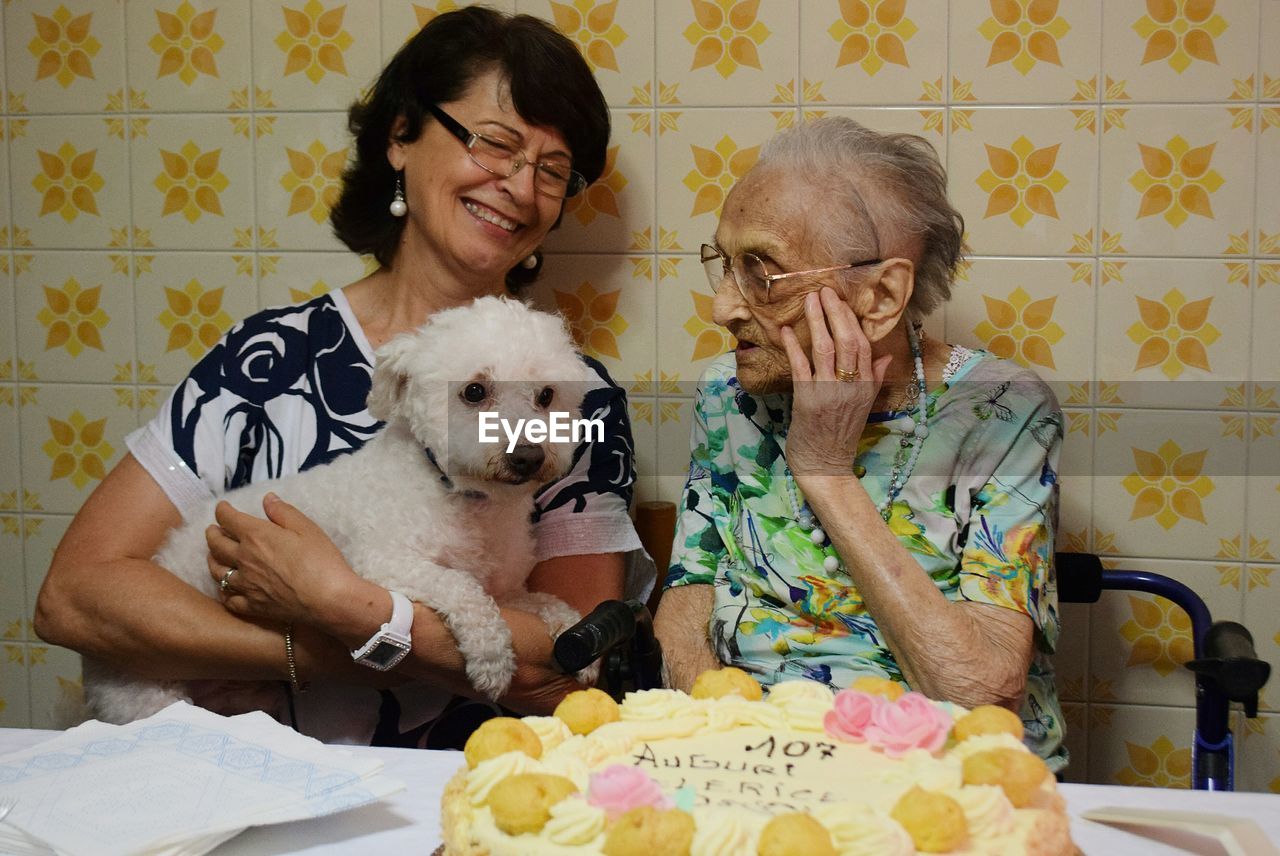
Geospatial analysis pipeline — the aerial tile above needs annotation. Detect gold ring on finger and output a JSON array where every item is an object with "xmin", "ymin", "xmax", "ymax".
[
  {"xmin": 219, "ymin": 567, "xmax": 237, "ymax": 593},
  {"xmin": 836, "ymin": 367, "xmax": 859, "ymax": 382}
]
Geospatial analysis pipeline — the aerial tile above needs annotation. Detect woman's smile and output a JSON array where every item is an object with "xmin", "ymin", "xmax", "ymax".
[{"xmin": 462, "ymin": 198, "xmax": 522, "ymax": 234}]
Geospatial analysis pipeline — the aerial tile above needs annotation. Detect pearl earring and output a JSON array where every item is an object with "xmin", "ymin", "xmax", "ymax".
[
  {"xmin": 521, "ymin": 253, "xmax": 538, "ymax": 269},
  {"xmin": 389, "ymin": 173, "xmax": 407, "ymax": 217}
]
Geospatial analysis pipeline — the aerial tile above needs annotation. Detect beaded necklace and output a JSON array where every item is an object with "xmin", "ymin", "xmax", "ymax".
[{"xmin": 783, "ymin": 320, "xmax": 928, "ymax": 573}]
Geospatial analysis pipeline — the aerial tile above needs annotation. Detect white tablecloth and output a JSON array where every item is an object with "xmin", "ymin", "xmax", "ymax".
[{"xmin": 3, "ymin": 728, "xmax": 1278, "ymax": 854}]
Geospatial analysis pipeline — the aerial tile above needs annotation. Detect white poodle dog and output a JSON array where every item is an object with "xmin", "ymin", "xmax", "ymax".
[{"xmin": 84, "ymin": 296, "xmax": 598, "ymax": 724}]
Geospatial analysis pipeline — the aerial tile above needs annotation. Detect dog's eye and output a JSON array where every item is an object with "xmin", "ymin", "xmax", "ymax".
[
  {"xmin": 462, "ymin": 383, "xmax": 487, "ymax": 403},
  {"xmin": 536, "ymin": 386, "xmax": 555, "ymax": 408}
]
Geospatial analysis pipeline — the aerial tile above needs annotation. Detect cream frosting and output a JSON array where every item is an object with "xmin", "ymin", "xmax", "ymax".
[
  {"xmin": 764, "ymin": 680, "xmax": 834, "ymax": 731},
  {"xmin": 947, "ymin": 784, "xmax": 1016, "ymax": 838},
  {"xmin": 688, "ymin": 807, "xmax": 760, "ymax": 856},
  {"xmin": 444, "ymin": 682, "xmax": 1073, "ymax": 856},
  {"xmin": 812, "ymin": 804, "xmax": 916, "ymax": 856},
  {"xmin": 525, "ymin": 716, "xmax": 574, "ymax": 752},
  {"xmin": 543, "ymin": 797, "xmax": 607, "ymax": 847},
  {"xmin": 618, "ymin": 688, "xmax": 698, "ymax": 721},
  {"xmin": 465, "ymin": 751, "xmax": 543, "ymax": 806}
]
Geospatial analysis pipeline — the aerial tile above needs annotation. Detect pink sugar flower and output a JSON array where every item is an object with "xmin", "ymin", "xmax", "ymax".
[
  {"xmin": 587, "ymin": 765, "xmax": 673, "ymax": 819},
  {"xmin": 863, "ymin": 691, "xmax": 953, "ymax": 758},
  {"xmin": 823, "ymin": 689, "xmax": 884, "ymax": 743}
]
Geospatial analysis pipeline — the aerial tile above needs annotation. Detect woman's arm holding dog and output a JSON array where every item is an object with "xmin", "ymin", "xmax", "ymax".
[
  {"xmin": 37, "ymin": 455, "xmax": 407, "ymax": 689},
  {"xmin": 209, "ymin": 494, "xmax": 619, "ymax": 713},
  {"xmin": 526, "ymin": 553, "xmax": 624, "ymax": 617},
  {"xmin": 34, "ymin": 454, "xmax": 294, "ymax": 681}
]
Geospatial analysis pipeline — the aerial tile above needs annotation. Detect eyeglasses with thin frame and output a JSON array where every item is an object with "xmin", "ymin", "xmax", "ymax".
[
  {"xmin": 700, "ymin": 244, "xmax": 882, "ymax": 305},
  {"xmin": 427, "ymin": 104, "xmax": 587, "ymax": 199}
]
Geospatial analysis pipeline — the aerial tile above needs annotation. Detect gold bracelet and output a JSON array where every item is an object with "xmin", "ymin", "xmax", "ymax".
[{"xmin": 283, "ymin": 625, "xmax": 309, "ymax": 693}]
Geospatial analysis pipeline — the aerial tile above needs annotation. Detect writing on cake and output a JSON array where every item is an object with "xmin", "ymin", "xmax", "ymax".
[{"xmin": 627, "ymin": 731, "xmax": 845, "ymax": 813}]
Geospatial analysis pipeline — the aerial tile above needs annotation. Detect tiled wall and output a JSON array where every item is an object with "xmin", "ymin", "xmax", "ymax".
[{"xmin": 0, "ymin": 0, "xmax": 1276, "ymax": 791}]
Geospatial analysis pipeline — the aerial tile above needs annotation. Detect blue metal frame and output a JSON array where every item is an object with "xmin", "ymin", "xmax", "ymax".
[{"xmin": 1096, "ymin": 570, "xmax": 1231, "ymax": 791}]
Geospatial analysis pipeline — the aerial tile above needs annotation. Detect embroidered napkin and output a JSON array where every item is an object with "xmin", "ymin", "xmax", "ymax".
[{"xmin": 0, "ymin": 702, "xmax": 404, "ymax": 856}]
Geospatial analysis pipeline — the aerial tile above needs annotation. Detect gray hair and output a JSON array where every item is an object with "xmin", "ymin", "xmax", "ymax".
[{"xmin": 755, "ymin": 117, "xmax": 967, "ymax": 317}]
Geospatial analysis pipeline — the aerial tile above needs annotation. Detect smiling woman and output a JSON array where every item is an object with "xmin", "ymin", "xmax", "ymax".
[
  {"xmin": 35, "ymin": 7, "xmax": 649, "ymax": 751},
  {"xmin": 330, "ymin": 9, "xmax": 609, "ymax": 299}
]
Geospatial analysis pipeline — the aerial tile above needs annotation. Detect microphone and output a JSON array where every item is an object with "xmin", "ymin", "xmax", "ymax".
[{"xmin": 554, "ymin": 599, "xmax": 646, "ymax": 675}]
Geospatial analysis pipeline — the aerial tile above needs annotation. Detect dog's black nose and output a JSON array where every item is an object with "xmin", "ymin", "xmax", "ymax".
[{"xmin": 506, "ymin": 444, "xmax": 545, "ymax": 479}]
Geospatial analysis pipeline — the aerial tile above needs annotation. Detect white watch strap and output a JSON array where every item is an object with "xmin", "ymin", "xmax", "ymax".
[
  {"xmin": 385, "ymin": 590, "xmax": 413, "ymax": 638},
  {"xmin": 350, "ymin": 590, "xmax": 413, "ymax": 662}
]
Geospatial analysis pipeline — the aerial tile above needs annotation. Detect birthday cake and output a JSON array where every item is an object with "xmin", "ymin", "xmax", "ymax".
[{"xmin": 441, "ymin": 669, "xmax": 1073, "ymax": 855}]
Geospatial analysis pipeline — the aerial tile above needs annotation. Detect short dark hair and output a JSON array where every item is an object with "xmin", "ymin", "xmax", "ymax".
[{"xmin": 329, "ymin": 7, "xmax": 611, "ymax": 289}]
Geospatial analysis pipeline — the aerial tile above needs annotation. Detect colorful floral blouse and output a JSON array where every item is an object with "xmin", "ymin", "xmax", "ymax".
[{"xmin": 665, "ymin": 349, "xmax": 1067, "ymax": 770}]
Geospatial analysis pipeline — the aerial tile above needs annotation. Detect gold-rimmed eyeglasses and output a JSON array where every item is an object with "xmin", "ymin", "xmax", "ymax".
[
  {"xmin": 428, "ymin": 104, "xmax": 588, "ymax": 199},
  {"xmin": 700, "ymin": 244, "xmax": 882, "ymax": 305}
]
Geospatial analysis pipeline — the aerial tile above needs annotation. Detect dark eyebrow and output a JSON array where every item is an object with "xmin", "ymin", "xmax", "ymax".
[{"xmin": 476, "ymin": 120, "xmax": 523, "ymax": 141}]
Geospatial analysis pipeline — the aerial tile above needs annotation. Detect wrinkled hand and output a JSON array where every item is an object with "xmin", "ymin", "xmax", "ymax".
[
  {"xmin": 780, "ymin": 288, "xmax": 892, "ymax": 479},
  {"xmin": 498, "ymin": 607, "xmax": 590, "ymax": 715},
  {"xmin": 207, "ymin": 492, "xmax": 357, "ymax": 626},
  {"xmin": 504, "ymin": 663, "xmax": 590, "ymax": 715}
]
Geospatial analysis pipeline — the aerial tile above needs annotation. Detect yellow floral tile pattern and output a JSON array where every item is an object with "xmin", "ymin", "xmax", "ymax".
[
  {"xmin": 156, "ymin": 280, "xmax": 234, "ymax": 359},
  {"xmin": 154, "ymin": 141, "xmax": 230, "ymax": 223},
  {"xmin": 36, "ymin": 279, "xmax": 109, "ymax": 357},
  {"xmin": 805, "ymin": 2, "xmax": 944, "ymax": 105},
  {"xmin": 41, "ymin": 411, "xmax": 113, "ymax": 490},
  {"xmin": 149, "ymin": 1, "xmax": 224, "ymax": 86},
  {"xmin": 29, "ymin": 5, "xmax": 101, "ymax": 89},
  {"xmin": 32, "ymin": 143, "xmax": 104, "ymax": 223},
  {"xmin": 554, "ymin": 282, "xmax": 629, "ymax": 360},
  {"xmin": 1132, "ymin": 0, "xmax": 1228, "ymax": 75},
  {"xmin": 973, "ymin": 286, "xmax": 1064, "ymax": 370},
  {"xmin": 550, "ymin": 0, "xmax": 628, "ymax": 72},
  {"xmin": 1116, "ymin": 735, "xmax": 1191, "ymax": 788},
  {"xmin": 684, "ymin": 0, "xmax": 771, "ymax": 79},
  {"xmin": 1125, "ymin": 288, "xmax": 1219, "ymax": 379},
  {"xmin": 683, "ymin": 291, "xmax": 734, "ymax": 362},
  {"xmin": 1119, "ymin": 595, "xmax": 1193, "ymax": 677},
  {"xmin": 977, "ymin": 0, "xmax": 1070, "ymax": 76},
  {"xmin": 828, "ymin": 0, "xmax": 918, "ymax": 76},
  {"xmin": 1121, "ymin": 438, "xmax": 1214, "ymax": 530},
  {"xmin": 275, "ymin": 0, "xmax": 353, "ymax": 83},
  {"xmin": 976, "ymin": 135, "xmax": 1068, "ymax": 227},
  {"xmin": 565, "ymin": 145, "xmax": 626, "ymax": 226},
  {"xmin": 682, "ymin": 135, "xmax": 759, "ymax": 217},
  {"xmin": 280, "ymin": 141, "xmax": 347, "ymax": 224},
  {"xmin": 1129, "ymin": 135, "xmax": 1224, "ymax": 228}
]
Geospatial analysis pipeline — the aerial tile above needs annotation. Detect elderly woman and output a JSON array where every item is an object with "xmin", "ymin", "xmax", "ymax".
[
  {"xmin": 654, "ymin": 117, "xmax": 1065, "ymax": 769},
  {"xmin": 36, "ymin": 8, "xmax": 649, "ymax": 747}
]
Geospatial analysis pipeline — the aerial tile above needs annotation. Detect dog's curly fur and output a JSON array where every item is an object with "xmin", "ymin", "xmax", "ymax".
[{"xmin": 84, "ymin": 297, "xmax": 598, "ymax": 724}]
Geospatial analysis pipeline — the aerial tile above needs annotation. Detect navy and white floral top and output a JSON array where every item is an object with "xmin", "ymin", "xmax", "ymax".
[{"xmin": 126, "ymin": 290, "xmax": 651, "ymax": 745}]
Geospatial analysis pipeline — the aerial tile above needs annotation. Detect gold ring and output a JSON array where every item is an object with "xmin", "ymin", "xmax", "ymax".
[
  {"xmin": 836, "ymin": 368, "xmax": 859, "ymax": 382},
  {"xmin": 220, "ymin": 567, "xmax": 237, "ymax": 593}
]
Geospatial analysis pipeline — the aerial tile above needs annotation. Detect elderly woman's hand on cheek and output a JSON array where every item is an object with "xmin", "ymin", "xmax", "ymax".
[{"xmin": 780, "ymin": 288, "xmax": 893, "ymax": 481}]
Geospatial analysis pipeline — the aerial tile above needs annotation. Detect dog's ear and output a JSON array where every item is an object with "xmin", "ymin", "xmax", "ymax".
[{"xmin": 367, "ymin": 334, "xmax": 417, "ymax": 422}]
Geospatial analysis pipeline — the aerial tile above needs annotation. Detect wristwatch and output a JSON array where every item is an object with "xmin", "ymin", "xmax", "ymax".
[{"xmin": 350, "ymin": 590, "xmax": 413, "ymax": 671}]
